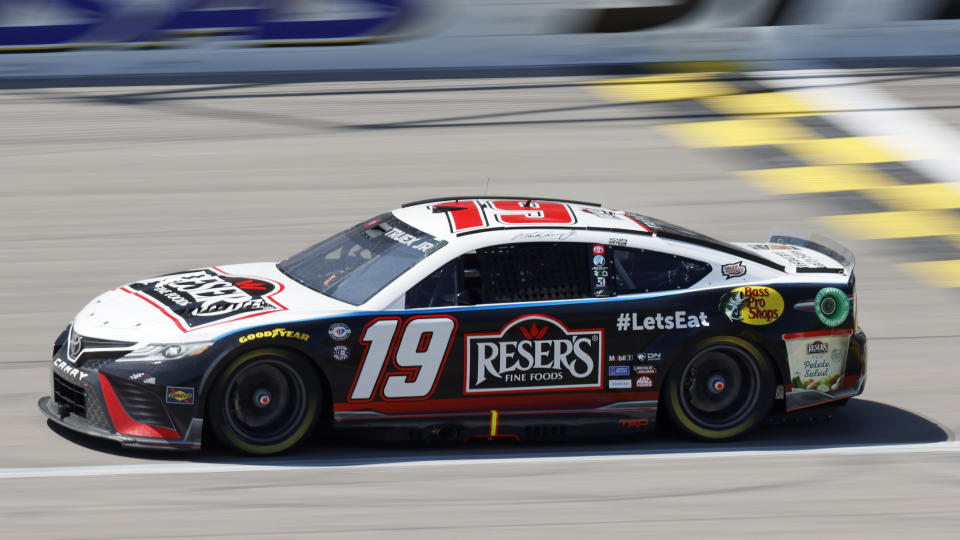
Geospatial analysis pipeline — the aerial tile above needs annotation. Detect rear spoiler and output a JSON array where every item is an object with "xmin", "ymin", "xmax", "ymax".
[{"xmin": 769, "ymin": 230, "xmax": 855, "ymax": 275}]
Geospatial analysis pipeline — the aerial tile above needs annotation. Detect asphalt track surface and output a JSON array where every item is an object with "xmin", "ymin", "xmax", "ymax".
[{"xmin": 2, "ymin": 62, "xmax": 960, "ymax": 538}]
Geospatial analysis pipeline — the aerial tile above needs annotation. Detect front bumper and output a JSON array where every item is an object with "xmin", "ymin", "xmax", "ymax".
[
  {"xmin": 41, "ymin": 355, "xmax": 204, "ymax": 451},
  {"xmin": 39, "ymin": 395, "xmax": 203, "ymax": 450}
]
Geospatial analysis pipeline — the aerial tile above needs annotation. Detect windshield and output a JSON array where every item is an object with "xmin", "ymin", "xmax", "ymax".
[{"xmin": 278, "ymin": 214, "xmax": 447, "ymax": 305}]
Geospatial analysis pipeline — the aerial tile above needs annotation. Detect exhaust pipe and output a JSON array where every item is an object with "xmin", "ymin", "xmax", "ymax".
[{"xmin": 431, "ymin": 424, "xmax": 460, "ymax": 442}]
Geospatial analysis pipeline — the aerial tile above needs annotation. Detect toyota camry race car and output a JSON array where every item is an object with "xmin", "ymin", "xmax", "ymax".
[{"xmin": 40, "ymin": 197, "xmax": 866, "ymax": 455}]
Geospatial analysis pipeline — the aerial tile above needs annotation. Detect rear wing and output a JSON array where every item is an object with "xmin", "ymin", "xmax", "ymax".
[{"xmin": 769, "ymin": 230, "xmax": 855, "ymax": 275}]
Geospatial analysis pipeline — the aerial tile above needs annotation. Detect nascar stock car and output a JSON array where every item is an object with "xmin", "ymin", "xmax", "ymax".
[{"xmin": 40, "ymin": 197, "xmax": 866, "ymax": 455}]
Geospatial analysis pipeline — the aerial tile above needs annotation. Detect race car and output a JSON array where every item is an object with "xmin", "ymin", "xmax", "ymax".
[{"xmin": 39, "ymin": 197, "xmax": 866, "ymax": 455}]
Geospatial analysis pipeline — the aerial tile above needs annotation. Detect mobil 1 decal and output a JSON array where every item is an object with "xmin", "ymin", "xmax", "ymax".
[
  {"xmin": 465, "ymin": 315, "xmax": 603, "ymax": 394},
  {"xmin": 124, "ymin": 267, "xmax": 285, "ymax": 331}
]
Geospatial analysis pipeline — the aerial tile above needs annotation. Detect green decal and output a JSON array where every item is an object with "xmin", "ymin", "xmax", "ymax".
[{"xmin": 814, "ymin": 287, "xmax": 850, "ymax": 327}]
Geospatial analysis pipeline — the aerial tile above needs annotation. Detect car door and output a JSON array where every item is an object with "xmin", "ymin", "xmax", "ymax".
[{"xmin": 398, "ymin": 240, "xmax": 616, "ymax": 416}]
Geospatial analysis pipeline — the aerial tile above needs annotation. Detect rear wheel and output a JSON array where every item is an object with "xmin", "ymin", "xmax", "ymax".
[
  {"xmin": 662, "ymin": 338, "xmax": 774, "ymax": 441},
  {"xmin": 208, "ymin": 349, "xmax": 320, "ymax": 455}
]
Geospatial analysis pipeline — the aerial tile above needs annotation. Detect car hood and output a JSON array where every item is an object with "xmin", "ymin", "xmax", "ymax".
[{"xmin": 70, "ymin": 262, "xmax": 355, "ymax": 343}]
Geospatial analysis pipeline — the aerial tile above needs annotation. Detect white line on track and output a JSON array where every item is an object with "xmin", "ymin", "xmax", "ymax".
[
  {"xmin": 754, "ymin": 65, "xmax": 960, "ymax": 190},
  {"xmin": 2, "ymin": 441, "xmax": 959, "ymax": 480}
]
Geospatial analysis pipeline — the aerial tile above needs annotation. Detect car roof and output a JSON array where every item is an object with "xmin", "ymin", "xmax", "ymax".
[
  {"xmin": 392, "ymin": 196, "xmax": 654, "ymax": 242},
  {"xmin": 391, "ymin": 196, "xmax": 786, "ymax": 272}
]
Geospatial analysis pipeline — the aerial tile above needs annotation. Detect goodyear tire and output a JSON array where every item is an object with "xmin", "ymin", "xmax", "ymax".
[
  {"xmin": 662, "ymin": 338, "xmax": 775, "ymax": 441},
  {"xmin": 208, "ymin": 348, "xmax": 321, "ymax": 455}
]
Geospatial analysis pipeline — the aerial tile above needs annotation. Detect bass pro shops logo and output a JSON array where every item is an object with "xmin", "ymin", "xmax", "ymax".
[
  {"xmin": 465, "ymin": 315, "xmax": 603, "ymax": 394},
  {"xmin": 720, "ymin": 286, "xmax": 784, "ymax": 326},
  {"xmin": 126, "ymin": 268, "xmax": 285, "ymax": 330}
]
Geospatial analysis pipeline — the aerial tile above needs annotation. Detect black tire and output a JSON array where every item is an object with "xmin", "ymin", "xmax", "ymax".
[
  {"xmin": 208, "ymin": 348, "xmax": 321, "ymax": 455},
  {"xmin": 661, "ymin": 337, "xmax": 775, "ymax": 441}
]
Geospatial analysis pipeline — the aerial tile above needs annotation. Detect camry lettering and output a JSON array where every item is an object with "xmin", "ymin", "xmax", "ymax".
[{"xmin": 53, "ymin": 358, "xmax": 88, "ymax": 382}]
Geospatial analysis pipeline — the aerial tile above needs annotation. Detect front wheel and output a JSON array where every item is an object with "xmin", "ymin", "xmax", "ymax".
[
  {"xmin": 208, "ymin": 349, "xmax": 321, "ymax": 455},
  {"xmin": 661, "ymin": 338, "xmax": 774, "ymax": 441}
]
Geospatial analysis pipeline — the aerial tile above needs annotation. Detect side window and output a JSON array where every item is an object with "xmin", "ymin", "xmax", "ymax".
[
  {"xmin": 612, "ymin": 248, "xmax": 711, "ymax": 294},
  {"xmin": 475, "ymin": 242, "xmax": 588, "ymax": 303},
  {"xmin": 406, "ymin": 242, "xmax": 591, "ymax": 308},
  {"xmin": 406, "ymin": 259, "xmax": 459, "ymax": 309}
]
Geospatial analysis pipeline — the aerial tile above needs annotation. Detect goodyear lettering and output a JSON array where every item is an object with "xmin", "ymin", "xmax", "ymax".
[{"xmin": 238, "ymin": 328, "xmax": 310, "ymax": 344}]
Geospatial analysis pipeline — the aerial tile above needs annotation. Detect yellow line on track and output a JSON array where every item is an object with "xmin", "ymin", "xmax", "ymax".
[
  {"xmin": 590, "ymin": 73, "xmax": 741, "ymax": 103},
  {"xmin": 779, "ymin": 136, "xmax": 906, "ymax": 165},
  {"xmin": 863, "ymin": 183, "xmax": 960, "ymax": 211},
  {"xmin": 660, "ymin": 118, "xmax": 820, "ymax": 148},
  {"xmin": 702, "ymin": 91, "xmax": 819, "ymax": 118},
  {"xmin": 819, "ymin": 210, "xmax": 960, "ymax": 239},
  {"xmin": 737, "ymin": 165, "xmax": 897, "ymax": 194},
  {"xmin": 899, "ymin": 259, "xmax": 960, "ymax": 288}
]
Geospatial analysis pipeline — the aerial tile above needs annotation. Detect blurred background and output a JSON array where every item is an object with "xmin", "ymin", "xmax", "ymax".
[{"xmin": 2, "ymin": 1, "xmax": 960, "ymax": 538}]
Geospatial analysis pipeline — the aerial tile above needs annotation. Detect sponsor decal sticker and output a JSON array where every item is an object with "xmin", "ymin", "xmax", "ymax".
[
  {"xmin": 591, "ymin": 249, "xmax": 612, "ymax": 298},
  {"xmin": 783, "ymin": 329, "xmax": 853, "ymax": 393},
  {"xmin": 165, "ymin": 386, "xmax": 194, "ymax": 405},
  {"xmin": 719, "ymin": 286, "xmax": 784, "ymax": 326},
  {"xmin": 465, "ymin": 315, "xmax": 603, "ymax": 394},
  {"xmin": 608, "ymin": 379, "xmax": 632, "ymax": 389},
  {"xmin": 634, "ymin": 365, "xmax": 656, "ymax": 375},
  {"xmin": 608, "ymin": 354, "xmax": 633, "ymax": 362},
  {"xmin": 635, "ymin": 376, "xmax": 654, "ymax": 388},
  {"xmin": 53, "ymin": 358, "xmax": 88, "ymax": 383},
  {"xmin": 609, "ymin": 365, "xmax": 630, "ymax": 377},
  {"xmin": 749, "ymin": 243, "xmax": 796, "ymax": 251},
  {"xmin": 619, "ymin": 419, "xmax": 649, "ymax": 429},
  {"xmin": 129, "ymin": 372, "xmax": 145, "ymax": 381},
  {"xmin": 814, "ymin": 287, "xmax": 850, "ymax": 327},
  {"xmin": 238, "ymin": 328, "xmax": 309, "ymax": 344},
  {"xmin": 328, "ymin": 323, "xmax": 352, "ymax": 341},
  {"xmin": 608, "ymin": 237, "xmax": 627, "ymax": 247},
  {"xmin": 637, "ymin": 352, "xmax": 662, "ymax": 362},
  {"xmin": 720, "ymin": 261, "xmax": 746, "ymax": 279},
  {"xmin": 125, "ymin": 268, "xmax": 285, "ymax": 331},
  {"xmin": 616, "ymin": 311, "xmax": 710, "ymax": 332},
  {"xmin": 143, "ymin": 377, "xmax": 156, "ymax": 385},
  {"xmin": 332, "ymin": 345, "xmax": 351, "ymax": 362},
  {"xmin": 581, "ymin": 207, "xmax": 620, "ymax": 219}
]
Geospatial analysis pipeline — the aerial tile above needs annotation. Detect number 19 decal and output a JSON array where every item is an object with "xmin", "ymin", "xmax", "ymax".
[{"xmin": 348, "ymin": 316, "xmax": 458, "ymax": 401}]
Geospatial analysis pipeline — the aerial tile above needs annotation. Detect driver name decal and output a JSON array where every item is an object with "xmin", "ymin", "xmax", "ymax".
[{"xmin": 124, "ymin": 268, "xmax": 285, "ymax": 331}]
